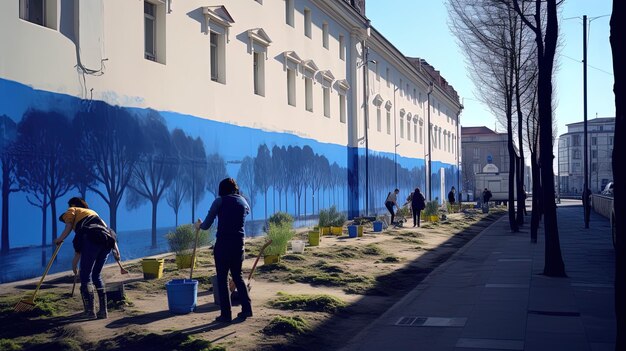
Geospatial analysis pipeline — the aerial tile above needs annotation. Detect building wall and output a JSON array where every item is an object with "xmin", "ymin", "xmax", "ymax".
[
  {"xmin": 461, "ymin": 131, "xmax": 509, "ymax": 195},
  {"xmin": 0, "ymin": 0, "xmax": 460, "ymax": 282}
]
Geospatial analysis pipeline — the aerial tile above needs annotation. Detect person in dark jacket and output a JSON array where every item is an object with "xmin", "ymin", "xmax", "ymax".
[
  {"xmin": 195, "ymin": 178, "xmax": 251, "ymax": 323},
  {"xmin": 54, "ymin": 197, "xmax": 121, "ymax": 320},
  {"xmin": 411, "ymin": 188, "xmax": 426, "ymax": 227},
  {"xmin": 448, "ymin": 187, "xmax": 456, "ymax": 204}
]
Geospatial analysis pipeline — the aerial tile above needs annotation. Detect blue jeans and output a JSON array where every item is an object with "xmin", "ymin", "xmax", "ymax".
[
  {"xmin": 214, "ymin": 245, "xmax": 251, "ymax": 318},
  {"xmin": 80, "ymin": 237, "xmax": 111, "ymax": 290}
]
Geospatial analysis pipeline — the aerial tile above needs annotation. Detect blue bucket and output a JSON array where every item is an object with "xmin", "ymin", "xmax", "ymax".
[
  {"xmin": 166, "ymin": 279, "xmax": 198, "ymax": 314},
  {"xmin": 347, "ymin": 225, "xmax": 358, "ymax": 238},
  {"xmin": 373, "ymin": 221, "xmax": 383, "ymax": 232}
]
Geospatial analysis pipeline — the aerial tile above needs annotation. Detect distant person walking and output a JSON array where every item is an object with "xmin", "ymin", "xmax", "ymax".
[
  {"xmin": 54, "ymin": 197, "xmax": 120, "ymax": 320},
  {"xmin": 411, "ymin": 188, "xmax": 426, "ymax": 227},
  {"xmin": 195, "ymin": 178, "xmax": 252, "ymax": 323},
  {"xmin": 482, "ymin": 188, "xmax": 492, "ymax": 206},
  {"xmin": 385, "ymin": 189, "xmax": 400, "ymax": 224},
  {"xmin": 448, "ymin": 187, "xmax": 456, "ymax": 204}
]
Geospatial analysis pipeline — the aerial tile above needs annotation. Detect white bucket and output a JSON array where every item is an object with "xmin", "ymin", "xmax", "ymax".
[{"xmin": 291, "ymin": 240, "xmax": 305, "ymax": 254}]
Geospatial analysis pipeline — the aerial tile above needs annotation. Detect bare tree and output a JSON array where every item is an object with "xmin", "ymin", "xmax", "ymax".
[
  {"xmin": 610, "ymin": 0, "xmax": 626, "ymax": 347},
  {"xmin": 511, "ymin": 0, "xmax": 566, "ymax": 277},
  {"xmin": 448, "ymin": 0, "xmax": 524, "ymax": 231}
]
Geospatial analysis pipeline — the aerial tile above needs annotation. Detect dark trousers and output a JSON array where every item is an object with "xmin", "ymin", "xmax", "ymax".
[
  {"xmin": 385, "ymin": 201, "xmax": 395, "ymax": 224},
  {"xmin": 412, "ymin": 209, "xmax": 422, "ymax": 227},
  {"xmin": 214, "ymin": 247, "xmax": 251, "ymax": 318},
  {"xmin": 79, "ymin": 238, "xmax": 110, "ymax": 290}
]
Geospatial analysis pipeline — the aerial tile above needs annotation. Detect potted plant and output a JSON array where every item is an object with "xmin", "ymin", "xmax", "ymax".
[
  {"xmin": 424, "ymin": 201, "xmax": 439, "ymax": 222},
  {"xmin": 326, "ymin": 206, "xmax": 346, "ymax": 235},
  {"xmin": 318, "ymin": 208, "xmax": 332, "ymax": 235},
  {"xmin": 264, "ymin": 222, "xmax": 295, "ymax": 264},
  {"xmin": 166, "ymin": 224, "xmax": 210, "ymax": 269}
]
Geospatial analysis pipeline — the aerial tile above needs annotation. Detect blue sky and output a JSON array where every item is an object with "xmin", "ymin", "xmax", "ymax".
[{"xmin": 367, "ymin": 0, "xmax": 615, "ymax": 139}]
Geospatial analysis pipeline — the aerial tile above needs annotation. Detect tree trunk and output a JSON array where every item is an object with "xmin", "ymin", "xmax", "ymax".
[
  {"xmin": 151, "ymin": 198, "xmax": 158, "ymax": 249},
  {"xmin": 530, "ymin": 152, "xmax": 542, "ymax": 243},
  {"xmin": 538, "ymin": 0, "xmax": 565, "ymax": 277},
  {"xmin": 1, "ymin": 166, "xmax": 10, "ymax": 254},
  {"xmin": 109, "ymin": 193, "xmax": 118, "ymax": 233},
  {"xmin": 507, "ymin": 92, "xmax": 519, "ymax": 233},
  {"xmin": 610, "ymin": 0, "xmax": 626, "ymax": 348}
]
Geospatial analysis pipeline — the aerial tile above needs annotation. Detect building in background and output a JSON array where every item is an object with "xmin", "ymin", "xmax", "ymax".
[
  {"xmin": 558, "ymin": 117, "xmax": 614, "ymax": 195},
  {"xmin": 0, "ymin": 0, "xmax": 461, "ymax": 281},
  {"xmin": 460, "ymin": 126, "xmax": 509, "ymax": 200}
]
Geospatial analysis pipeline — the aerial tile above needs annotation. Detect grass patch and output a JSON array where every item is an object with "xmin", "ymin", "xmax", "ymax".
[
  {"xmin": 262, "ymin": 316, "xmax": 309, "ymax": 335},
  {"xmin": 268, "ymin": 292, "xmax": 346, "ymax": 313},
  {"xmin": 379, "ymin": 256, "xmax": 400, "ymax": 263},
  {"xmin": 282, "ymin": 254, "xmax": 306, "ymax": 261},
  {"xmin": 257, "ymin": 262, "xmax": 291, "ymax": 273},
  {"xmin": 0, "ymin": 339, "xmax": 22, "ymax": 351},
  {"xmin": 362, "ymin": 244, "xmax": 384, "ymax": 256},
  {"xmin": 93, "ymin": 331, "xmax": 224, "ymax": 351}
]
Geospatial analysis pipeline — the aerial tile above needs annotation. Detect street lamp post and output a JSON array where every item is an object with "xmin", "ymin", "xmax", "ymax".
[{"xmin": 583, "ymin": 14, "xmax": 590, "ymax": 228}]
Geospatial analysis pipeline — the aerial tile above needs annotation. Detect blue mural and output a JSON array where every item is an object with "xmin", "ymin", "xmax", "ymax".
[{"xmin": 0, "ymin": 78, "xmax": 457, "ymax": 283}]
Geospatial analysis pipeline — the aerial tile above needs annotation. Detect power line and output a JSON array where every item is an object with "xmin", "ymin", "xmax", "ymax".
[{"xmin": 560, "ymin": 54, "xmax": 613, "ymax": 76}]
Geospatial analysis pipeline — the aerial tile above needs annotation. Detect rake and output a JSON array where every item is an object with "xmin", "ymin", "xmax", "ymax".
[{"xmin": 14, "ymin": 243, "xmax": 63, "ymax": 312}]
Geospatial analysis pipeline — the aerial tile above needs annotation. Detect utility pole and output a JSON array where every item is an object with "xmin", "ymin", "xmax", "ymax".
[{"xmin": 583, "ymin": 15, "xmax": 590, "ymax": 228}]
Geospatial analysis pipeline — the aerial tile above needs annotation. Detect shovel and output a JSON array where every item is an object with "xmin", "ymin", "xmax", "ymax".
[
  {"xmin": 14, "ymin": 243, "xmax": 63, "ymax": 312},
  {"xmin": 230, "ymin": 240, "xmax": 272, "ymax": 304}
]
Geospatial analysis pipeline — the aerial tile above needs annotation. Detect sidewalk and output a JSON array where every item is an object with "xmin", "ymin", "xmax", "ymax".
[{"xmin": 342, "ymin": 204, "xmax": 616, "ymax": 351}]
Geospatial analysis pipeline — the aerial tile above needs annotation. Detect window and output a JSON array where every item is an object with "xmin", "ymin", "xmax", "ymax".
[
  {"xmin": 591, "ymin": 150, "xmax": 598, "ymax": 159},
  {"xmin": 305, "ymin": 77, "xmax": 313, "ymax": 112},
  {"xmin": 406, "ymin": 84, "xmax": 409, "ymax": 100},
  {"xmin": 400, "ymin": 79, "xmax": 403, "ymax": 97},
  {"xmin": 609, "ymin": 136, "xmax": 614, "ymax": 145},
  {"xmin": 474, "ymin": 148, "xmax": 479, "ymax": 159},
  {"xmin": 323, "ymin": 86, "xmax": 331, "ymax": 118},
  {"xmin": 253, "ymin": 51, "xmax": 265, "ymax": 96},
  {"xmin": 287, "ymin": 68, "xmax": 296, "ymax": 106},
  {"xmin": 419, "ymin": 123, "xmax": 423, "ymax": 144},
  {"xmin": 572, "ymin": 135, "xmax": 581, "ymax": 146},
  {"xmin": 209, "ymin": 32, "xmax": 224, "ymax": 82},
  {"xmin": 413, "ymin": 88, "xmax": 417, "ymax": 104},
  {"xmin": 386, "ymin": 68, "xmax": 390, "ymax": 88},
  {"xmin": 322, "ymin": 23, "xmax": 329, "ymax": 49},
  {"xmin": 339, "ymin": 94, "xmax": 346, "ymax": 123},
  {"xmin": 386, "ymin": 111, "xmax": 391, "ymax": 135},
  {"xmin": 438, "ymin": 103, "xmax": 441, "ymax": 115},
  {"xmin": 573, "ymin": 149, "xmax": 581, "ymax": 160},
  {"xmin": 339, "ymin": 35, "xmax": 345, "ymax": 60},
  {"xmin": 376, "ymin": 107, "xmax": 382, "ymax": 132},
  {"xmin": 206, "ymin": 6, "xmax": 233, "ymax": 80},
  {"xmin": 144, "ymin": 2, "xmax": 156, "ymax": 61},
  {"xmin": 285, "ymin": 0, "xmax": 294, "ymax": 26},
  {"xmin": 407, "ymin": 118, "xmax": 411, "ymax": 141},
  {"xmin": 438, "ymin": 129, "xmax": 442, "ymax": 148},
  {"xmin": 376, "ymin": 62, "xmax": 380, "ymax": 81},
  {"xmin": 473, "ymin": 164, "xmax": 481, "ymax": 174},
  {"xmin": 419, "ymin": 92, "xmax": 423, "ymax": 108},
  {"xmin": 592, "ymin": 136, "xmax": 597, "ymax": 146},
  {"xmin": 414, "ymin": 121, "xmax": 418, "ymax": 144},
  {"xmin": 400, "ymin": 115, "xmax": 405, "ymax": 138},
  {"xmin": 20, "ymin": 0, "xmax": 43, "ymax": 27},
  {"xmin": 591, "ymin": 163, "xmax": 598, "ymax": 172},
  {"xmin": 304, "ymin": 8, "xmax": 312, "ymax": 38}
]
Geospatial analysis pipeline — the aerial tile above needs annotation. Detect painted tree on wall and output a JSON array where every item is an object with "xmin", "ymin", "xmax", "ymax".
[
  {"xmin": 311, "ymin": 154, "xmax": 329, "ymax": 215},
  {"xmin": 237, "ymin": 156, "xmax": 257, "ymax": 220},
  {"xmin": 73, "ymin": 101, "xmax": 142, "ymax": 231},
  {"xmin": 254, "ymin": 144, "xmax": 272, "ymax": 221},
  {"xmin": 166, "ymin": 128, "xmax": 192, "ymax": 227},
  {"xmin": 287, "ymin": 145, "xmax": 306, "ymax": 217},
  {"xmin": 14, "ymin": 109, "xmax": 77, "ymax": 245},
  {"xmin": 205, "ymin": 153, "xmax": 227, "ymax": 200},
  {"xmin": 188, "ymin": 136, "xmax": 207, "ymax": 223},
  {"xmin": 126, "ymin": 110, "xmax": 176, "ymax": 248},
  {"xmin": 271, "ymin": 145, "xmax": 287, "ymax": 212},
  {"xmin": 0, "ymin": 115, "xmax": 19, "ymax": 254},
  {"xmin": 302, "ymin": 145, "xmax": 315, "ymax": 217}
]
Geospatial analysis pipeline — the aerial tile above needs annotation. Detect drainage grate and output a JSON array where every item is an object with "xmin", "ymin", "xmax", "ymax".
[
  {"xmin": 394, "ymin": 317, "xmax": 466, "ymax": 327},
  {"xmin": 527, "ymin": 310, "xmax": 580, "ymax": 317}
]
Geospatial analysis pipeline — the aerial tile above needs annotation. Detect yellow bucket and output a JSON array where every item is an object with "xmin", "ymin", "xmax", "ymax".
[{"xmin": 142, "ymin": 258, "xmax": 164, "ymax": 280}]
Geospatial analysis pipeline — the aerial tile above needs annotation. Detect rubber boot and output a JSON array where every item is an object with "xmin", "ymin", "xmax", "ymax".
[
  {"xmin": 80, "ymin": 285, "xmax": 96, "ymax": 319},
  {"xmin": 96, "ymin": 288, "xmax": 108, "ymax": 319}
]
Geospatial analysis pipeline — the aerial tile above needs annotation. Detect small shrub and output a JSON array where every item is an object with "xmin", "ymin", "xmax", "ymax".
[
  {"xmin": 362, "ymin": 244, "xmax": 384, "ymax": 256},
  {"xmin": 319, "ymin": 206, "xmax": 346, "ymax": 227},
  {"xmin": 396, "ymin": 206, "xmax": 411, "ymax": 218},
  {"xmin": 268, "ymin": 212, "xmax": 294, "ymax": 227},
  {"xmin": 423, "ymin": 201, "xmax": 439, "ymax": 217},
  {"xmin": 380, "ymin": 255, "xmax": 400, "ymax": 263},
  {"xmin": 268, "ymin": 292, "xmax": 346, "ymax": 313},
  {"xmin": 262, "ymin": 316, "xmax": 309, "ymax": 335},
  {"xmin": 265, "ymin": 223, "xmax": 295, "ymax": 256},
  {"xmin": 166, "ymin": 224, "xmax": 210, "ymax": 255}
]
